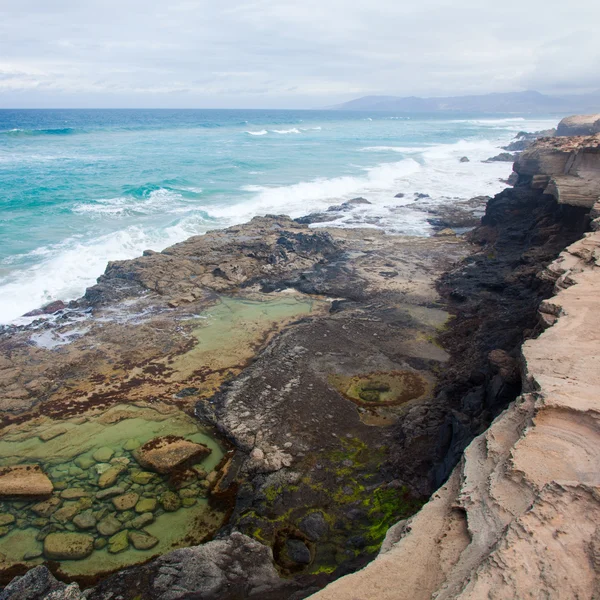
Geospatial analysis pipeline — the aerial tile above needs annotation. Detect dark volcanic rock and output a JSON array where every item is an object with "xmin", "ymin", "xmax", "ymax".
[
  {"xmin": 86, "ymin": 532, "xmax": 299, "ymax": 600},
  {"xmin": 0, "ymin": 566, "xmax": 83, "ymax": 600},
  {"xmin": 386, "ymin": 185, "xmax": 589, "ymax": 495},
  {"xmin": 484, "ymin": 152, "xmax": 516, "ymax": 163}
]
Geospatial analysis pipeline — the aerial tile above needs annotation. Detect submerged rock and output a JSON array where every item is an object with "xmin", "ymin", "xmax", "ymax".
[
  {"xmin": 43, "ymin": 533, "xmax": 94, "ymax": 560},
  {"xmin": 133, "ymin": 436, "xmax": 211, "ymax": 474},
  {"xmin": 128, "ymin": 531, "xmax": 158, "ymax": 550},
  {"xmin": 97, "ymin": 465, "xmax": 126, "ymax": 489},
  {"xmin": 108, "ymin": 530, "xmax": 129, "ymax": 554},
  {"xmin": 96, "ymin": 515, "xmax": 121, "ymax": 536},
  {"xmin": 159, "ymin": 491, "xmax": 181, "ymax": 512},
  {"xmin": 112, "ymin": 492, "xmax": 139, "ymax": 511},
  {"xmin": 0, "ymin": 465, "xmax": 53, "ymax": 497},
  {"xmin": 31, "ymin": 497, "xmax": 62, "ymax": 518}
]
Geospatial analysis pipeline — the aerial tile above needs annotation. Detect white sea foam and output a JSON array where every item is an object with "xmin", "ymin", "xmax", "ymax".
[
  {"xmin": 360, "ymin": 146, "xmax": 432, "ymax": 153},
  {"xmin": 246, "ymin": 129, "xmax": 268, "ymax": 136},
  {"xmin": 272, "ymin": 128, "xmax": 301, "ymax": 134}
]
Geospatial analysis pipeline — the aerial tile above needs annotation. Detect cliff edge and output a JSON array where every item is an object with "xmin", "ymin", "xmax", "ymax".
[{"xmin": 310, "ymin": 130, "xmax": 600, "ymax": 599}]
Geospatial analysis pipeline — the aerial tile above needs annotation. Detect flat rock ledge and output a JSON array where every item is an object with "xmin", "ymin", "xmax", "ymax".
[{"xmin": 309, "ymin": 227, "xmax": 600, "ymax": 598}]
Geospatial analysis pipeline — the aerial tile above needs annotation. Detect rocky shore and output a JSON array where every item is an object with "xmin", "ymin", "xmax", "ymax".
[{"xmin": 1, "ymin": 115, "xmax": 599, "ymax": 599}]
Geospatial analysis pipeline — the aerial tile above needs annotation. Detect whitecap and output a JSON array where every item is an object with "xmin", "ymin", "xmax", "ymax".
[{"xmin": 246, "ymin": 130, "xmax": 268, "ymax": 136}]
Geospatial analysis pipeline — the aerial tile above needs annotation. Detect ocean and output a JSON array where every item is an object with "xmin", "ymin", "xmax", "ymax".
[{"xmin": 0, "ymin": 109, "xmax": 557, "ymax": 324}]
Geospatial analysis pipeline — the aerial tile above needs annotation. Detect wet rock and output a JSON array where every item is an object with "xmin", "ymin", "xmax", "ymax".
[
  {"xmin": 60, "ymin": 488, "xmax": 89, "ymax": 500},
  {"xmin": 94, "ymin": 538, "xmax": 107, "ymax": 550},
  {"xmin": 96, "ymin": 515, "xmax": 121, "ymax": 536},
  {"xmin": 74, "ymin": 456, "xmax": 95, "ymax": 470},
  {"xmin": 0, "ymin": 465, "xmax": 54, "ymax": 497},
  {"xmin": 394, "ymin": 192, "xmax": 405, "ymax": 198},
  {"xmin": 22, "ymin": 549, "xmax": 43, "ymax": 560},
  {"xmin": 128, "ymin": 531, "xmax": 158, "ymax": 550},
  {"xmin": 43, "ymin": 532, "xmax": 94, "ymax": 560},
  {"xmin": 0, "ymin": 513, "xmax": 16, "ymax": 526},
  {"xmin": 484, "ymin": 152, "xmax": 516, "ymax": 163},
  {"xmin": 96, "ymin": 485, "xmax": 125, "ymax": 500},
  {"xmin": 135, "ymin": 498, "xmax": 157, "ymax": 513},
  {"xmin": 123, "ymin": 438, "xmax": 141, "ymax": 451},
  {"xmin": 53, "ymin": 503, "xmax": 81, "ymax": 524},
  {"xmin": 434, "ymin": 228, "xmax": 457, "ymax": 237},
  {"xmin": 108, "ymin": 530, "xmax": 129, "ymax": 554},
  {"xmin": 285, "ymin": 539, "xmax": 312, "ymax": 565},
  {"xmin": 0, "ymin": 566, "xmax": 84, "ymax": 600},
  {"xmin": 93, "ymin": 447, "xmax": 115, "ymax": 462},
  {"xmin": 459, "ymin": 156, "xmax": 470, "ymax": 162},
  {"xmin": 0, "ymin": 526, "xmax": 11, "ymax": 537},
  {"xmin": 159, "ymin": 491, "xmax": 181, "ymax": 512},
  {"xmin": 131, "ymin": 512, "xmax": 154, "ymax": 529},
  {"xmin": 72, "ymin": 511, "xmax": 96, "ymax": 530},
  {"xmin": 130, "ymin": 471, "xmax": 155, "ymax": 485},
  {"xmin": 97, "ymin": 465, "xmax": 126, "ymax": 489},
  {"xmin": 299, "ymin": 511, "xmax": 328, "ymax": 542},
  {"xmin": 178, "ymin": 488, "xmax": 199, "ymax": 498},
  {"xmin": 112, "ymin": 493, "xmax": 139, "ymax": 511},
  {"xmin": 181, "ymin": 498, "xmax": 197, "ymax": 507},
  {"xmin": 133, "ymin": 436, "xmax": 211, "ymax": 474}
]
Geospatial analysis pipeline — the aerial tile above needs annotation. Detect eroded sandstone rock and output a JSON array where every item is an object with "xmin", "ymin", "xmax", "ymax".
[
  {"xmin": 133, "ymin": 436, "xmax": 211, "ymax": 474},
  {"xmin": 0, "ymin": 465, "xmax": 53, "ymax": 497}
]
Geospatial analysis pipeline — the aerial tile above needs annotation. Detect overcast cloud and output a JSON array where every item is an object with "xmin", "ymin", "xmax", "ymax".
[{"xmin": 0, "ymin": 0, "xmax": 599, "ymax": 108}]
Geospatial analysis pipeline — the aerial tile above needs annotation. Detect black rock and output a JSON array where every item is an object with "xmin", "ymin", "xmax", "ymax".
[
  {"xmin": 286, "ymin": 539, "xmax": 312, "ymax": 565},
  {"xmin": 299, "ymin": 511, "xmax": 329, "ymax": 541}
]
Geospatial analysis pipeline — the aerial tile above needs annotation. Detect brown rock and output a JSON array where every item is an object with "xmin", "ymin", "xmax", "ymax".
[
  {"xmin": 128, "ymin": 530, "xmax": 159, "ymax": 550},
  {"xmin": 31, "ymin": 497, "xmax": 62, "ymax": 517},
  {"xmin": 43, "ymin": 532, "xmax": 94, "ymax": 560},
  {"xmin": 0, "ymin": 465, "xmax": 53, "ymax": 497},
  {"xmin": 133, "ymin": 436, "xmax": 211, "ymax": 474},
  {"xmin": 98, "ymin": 465, "xmax": 126, "ymax": 488},
  {"xmin": 112, "ymin": 492, "xmax": 139, "ymax": 511}
]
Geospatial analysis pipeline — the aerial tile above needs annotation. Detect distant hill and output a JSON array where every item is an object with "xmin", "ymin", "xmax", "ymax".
[{"xmin": 331, "ymin": 90, "xmax": 600, "ymax": 114}]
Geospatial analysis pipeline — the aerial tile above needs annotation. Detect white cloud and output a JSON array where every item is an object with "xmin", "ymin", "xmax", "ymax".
[{"xmin": 0, "ymin": 0, "xmax": 598, "ymax": 107}]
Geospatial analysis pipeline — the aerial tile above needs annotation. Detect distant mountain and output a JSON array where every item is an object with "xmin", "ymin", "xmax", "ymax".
[{"xmin": 331, "ymin": 90, "xmax": 600, "ymax": 114}]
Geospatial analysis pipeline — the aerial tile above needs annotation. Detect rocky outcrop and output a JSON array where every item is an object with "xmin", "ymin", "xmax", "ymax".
[
  {"xmin": 310, "ymin": 224, "xmax": 600, "ymax": 600},
  {"xmin": 514, "ymin": 132, "xmax": 600, "ymax": 208},
  {"xmin": 310, "ymin": 132, "xmax": 600, "ymax": 600},
  {"xmin": 0, "ymin": 567, "xmax": 84, "ymax": 600},
  {"xmin": 86, "ymin": 532, "xmax": 300, "ymax": 600},
  {"xmin": 556, "ymin": 113, "xmax": 600, "ymax": 136}
]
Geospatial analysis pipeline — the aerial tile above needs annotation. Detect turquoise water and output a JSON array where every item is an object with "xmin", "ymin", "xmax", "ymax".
[{"xmin": 0, "ymin": 109, "xmax": 557, "ymax": 322}]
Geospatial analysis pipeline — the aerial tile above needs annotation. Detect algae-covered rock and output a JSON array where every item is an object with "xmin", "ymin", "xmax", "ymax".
[
  {"xmin": 108, "ymin": 530, "xmax": 129, "ymax": 554},
  {"xmin": 130, "ymin": 512, "xmax": 154, "ymax": 529},
  {"xmin": 0, "ymin": 465, "xmax": 54, "ymax": 497},
  {"xmin": 31, "ymin": 497, "xmax": 62, "ymax": 517},
  {"xmin": 53, "ymin": 503, "xmax": 81, "ymax": 524},
  {"xmin": 135, "ymin": 497, "xmax": 157, "ymax": 513},
  {"xmin": 61, "ymin": 488, "xmax": 89, "ymax": 500},
  {"xmin": 130, "ymin": 470, "xmax": 155, "ymax": 485},
  {"xmin": 179, "ymin": 488, "xmax": 199, "ymax": 498},
  {"xmin": 97, "ymin": 514, "xmax": 121, "ymax": 536},
  {"xmin": 98, "ymin": 465, "xmax": 126, "ymax": 489},
  {"xmin": 94, "ymin": 537, "xmax": 107, "ymax": 550},
  {"xmin": 0, "ymin": 526, "xmax": 10, "ymax": 537},
  {"xmin": 182, "ymin": 497, "xmax": 197, "ymax": 507},
  {"xmin": 73, "ymin": 511, "xmax": 97, "ymax": 530},
  {"xmin": 93, "ymin": 447, "xmax": 114, "ymax": 462},
  {"xmin": 134, "ymin": 436, "xmax": 211, "ymax": 474},
  {"xmin": 96, "ymin": 485, "xmax": 125, "ymax": 500},
  {"xmin": 43, "ymin": 532, "xmax": 94, "ymax": 560},
  {"xmin": 0, "ymin": 513, "xmax": 16, "ymax": 526},
  {"xmin": 112, "ymin": 492, "xmax": 139, "ymax": 511},
  {"xmin": 159, "ymin": 491, "xmax": 181, "ymax": 512},
  {"xmin": 123, "ymin": 438, "xmax": 141, "ymax": 451},
  {"xmin": 128, "ymin": 530, "xmax": 159, "ymax": 550},
  {"xmin": 74, "ymin": 455, "xmax": 96, "ymax": 470}
]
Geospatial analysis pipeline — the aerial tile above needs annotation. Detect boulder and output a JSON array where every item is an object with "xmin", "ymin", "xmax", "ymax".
[
  {"xmin": 134, "ymin": 498, "xmax": 157, "ymax": 513},
  {"xmin": 0, "ymin": 465, "xmax": 53, "ymax": 497},
  {"xmin": 0, "ymin": 566, "xmax": 84, "ymax": 600},
  {"xmin": 159, "ymin": 491, "xmax": 181, "ymax": 512},
  {"xmin": 133, "ymin": 436, "xmax": 211, "ymax": 474},
  {"xmin": 459, "ymin": 156, "xmax": 470, "ymax": 163},
  {"xmin": 97, "ymin": 465, "xmax": 126, "ymax": 488},
  {"xmin": 31, "ymin": 497, "xmax": 61, "ymax": 517},
  {"xmin": 556, "ymin": 114, "xmax": 600, "ymax": 136},
  {"xmin": 43, "ymin": 533, "xmax": 94, "ymax": 560},
  {"xmin": 72, "ymin": 511, "xmax": 96, "ymax": 531}
]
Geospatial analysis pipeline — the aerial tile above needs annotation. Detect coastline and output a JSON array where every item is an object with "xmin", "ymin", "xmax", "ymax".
[{"xmin": 1, "ymin": 118, "xmax": 599, "ymax": 599}]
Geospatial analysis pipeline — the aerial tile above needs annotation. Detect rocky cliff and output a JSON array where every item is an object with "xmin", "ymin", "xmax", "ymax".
[{"xmin": 310, "ymin": 129, "xmax": 600, "ymax": 600}]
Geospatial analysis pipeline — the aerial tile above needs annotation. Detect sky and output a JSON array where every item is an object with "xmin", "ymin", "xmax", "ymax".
[{"xmin": 1, "ymin": 0, "xmax": 599, "ymax": 108}]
